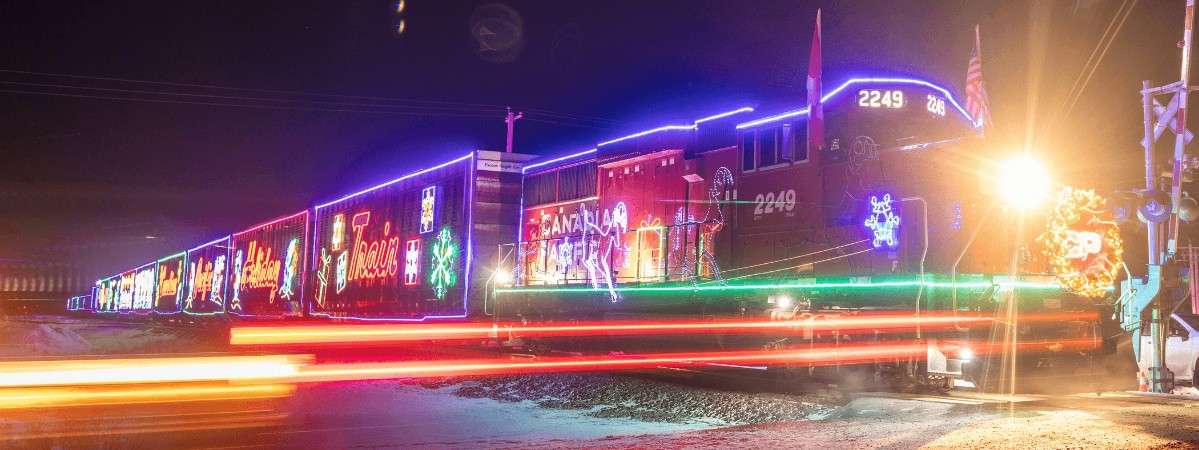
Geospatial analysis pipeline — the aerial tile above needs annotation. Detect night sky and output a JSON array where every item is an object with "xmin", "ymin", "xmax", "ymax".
[{"xmin": 0, "ymin": 0, "xmax": 1192, "ymax": 282}]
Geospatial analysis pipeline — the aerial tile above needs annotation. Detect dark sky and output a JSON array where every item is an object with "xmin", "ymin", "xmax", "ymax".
[{"xmin": 0, "ymin": 0, "xmax": 1192, "ymax": 280}]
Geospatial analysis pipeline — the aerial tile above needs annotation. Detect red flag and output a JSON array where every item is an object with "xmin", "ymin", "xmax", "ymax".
[
  {"xmin": 807, "ymin": 10, "xmax": 824, "ymax": 157},
  {"xmin": 964, "ymin": 25, "xmax": 992, "ymax": 130}
]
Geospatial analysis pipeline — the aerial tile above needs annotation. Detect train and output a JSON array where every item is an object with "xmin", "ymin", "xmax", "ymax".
[{"xmin": 70, "ymin": 74, "xmax": 1108, "ymax": 392}]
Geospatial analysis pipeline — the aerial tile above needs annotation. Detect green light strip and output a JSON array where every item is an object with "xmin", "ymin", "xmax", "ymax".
[{"xmin": 494, "ymin": 279, "xmax": 1062, "ymax": 294}]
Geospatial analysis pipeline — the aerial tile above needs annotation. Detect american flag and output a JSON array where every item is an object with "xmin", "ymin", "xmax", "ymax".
[{"xmin": 965, "ymin": 25, "xmax": 991, "ymax": 129}]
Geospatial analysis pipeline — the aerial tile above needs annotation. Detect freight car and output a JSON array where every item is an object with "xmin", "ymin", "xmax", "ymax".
[{"xmin": 83, "ymin": 150, "xmax": 534, "ymax": 323}]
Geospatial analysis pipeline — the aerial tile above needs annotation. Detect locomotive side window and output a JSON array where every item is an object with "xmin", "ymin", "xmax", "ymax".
[
  {"xmin": 743, "ymin": 126, "xmax": 796, "ymax": 171},
  {"xmin": 556, "ymin": 162, "xmax": 597, "ymax": 202},
  {"xmin": 741, "ymin": 132, "xmax": 756, "ymax": 171},
  {"xmin": 523, "ymin": 172, "xmax": 556, "ymax": 205},
  {"xmin": 789, "ymin": 121, "xmax": 809, "ymax": 163},
  {"xmin": 759, "ymin": 128, "xmax": 779, "ymax": 167}
]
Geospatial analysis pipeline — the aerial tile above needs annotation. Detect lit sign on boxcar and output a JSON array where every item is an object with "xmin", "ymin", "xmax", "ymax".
[
  {"xmin": 312, "ymin": 154, "xmax": 470, "ymax": 320},
  {"xmin": 185, "ymin": 237, "xmax": 230, "ymax": 314},
  {"xmin": 96, "ymin": 276, "xmax": 120, "ymax": 312},
  {"xmin": 132, "ymin": 263, "xmax": 156, "ymax": 312},
  {"xmin": 429, "ymin": 227, "xmax": 457, "ymax": 299},
  {"xmin": 117, "ymin": 271, "xmax": 135, "ymax": 311},
  {"xmin": 155, "ymin": 253, "xmax": 185, "ymax": 313},
  {"xmin": 229, "ymin": 211, "xmax": 308, "ymax": 317},
  {"xmin": 404, "ymin": 238, "xmax": 421, "ymax": 285},
  {"xmin": 420, "ymin": 186, "xmax": 436, "ymax": 234}
]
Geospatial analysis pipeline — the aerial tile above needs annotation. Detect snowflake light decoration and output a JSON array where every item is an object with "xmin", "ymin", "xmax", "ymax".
[
  {"xmin": 429, "ymin": 227, "xmax": 457, "ymax": 299},
  {"xmin": 864, "ymin": 193, "xmax": 901, "ymax": 249},
  {"xmin": 557, "ymin": 237, "xmax": 573, "ymax": 271}
]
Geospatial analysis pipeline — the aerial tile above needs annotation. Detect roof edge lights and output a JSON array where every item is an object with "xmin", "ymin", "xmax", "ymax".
[
  {"xmin": 316, "ymin": 153, "xmax": 474, "ymax": 210},
  {"xmin": 735, "ymin": 77, "xmax": 980, "ymax": 130},
  {"xmin": 232, "ymin": 210, "xmax": 310, "ymax": 236}
]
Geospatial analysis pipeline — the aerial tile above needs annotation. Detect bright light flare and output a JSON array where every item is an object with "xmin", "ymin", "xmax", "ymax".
[
  {"xmin": 0, "ymin": 355, "xmax": 309, "ymax": 388},
  {"xmin": 494, "ymin": 268, "xmax": 512, "ymax": 285},
  {"xmin": 995, "ymin": 154, "xmax": 1052, "ymax": 209}
]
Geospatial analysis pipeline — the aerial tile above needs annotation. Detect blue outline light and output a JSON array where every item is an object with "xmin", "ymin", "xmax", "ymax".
[
  {"xmin": 520, "ymin": 107, "xmax": 754, "ymax": 174},
  {"xmin": 598, "ymin": 107, "xmax": 756, "ymax": 147},
  {"xmin": 694, "ymin": 107, "xmax": 756, "ymax": 124},
  {"xmin": 315, "ymin": 153, "xmax": 474, "ymax": 210},
  {"xmin": 598, "ymin": 125, "xmax": 695, "ymax": 147},
  {"xmin": 521, "ymin": 148, "xmax": 597, "ymax": 174},
  {"xmin": 462, "ymin": 152, "xmax": 476, "ymax": 317},
  {"xmin": 735, "ymin": 77, "xmax": 981, "ymax": 130}
]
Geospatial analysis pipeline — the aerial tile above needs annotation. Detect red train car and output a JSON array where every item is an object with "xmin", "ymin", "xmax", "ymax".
[{"xmin": 228, "ymin": 211, "xmax": 309, "ymax": 318}]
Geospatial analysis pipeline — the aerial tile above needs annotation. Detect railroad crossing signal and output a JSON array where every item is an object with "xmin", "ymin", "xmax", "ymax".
[
  {"xmin": 1141, "ymin": 95, "xmax": 1194, "ymax": 149},
  {"xmin": 1123, "ymin": 0, "xmax": 1196, "ymax": 394}
]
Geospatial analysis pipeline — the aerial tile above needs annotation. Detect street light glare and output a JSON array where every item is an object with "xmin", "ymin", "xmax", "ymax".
[{"xmin": 997, "ymin": 154, "xmax": 1051, "ymax": 209}]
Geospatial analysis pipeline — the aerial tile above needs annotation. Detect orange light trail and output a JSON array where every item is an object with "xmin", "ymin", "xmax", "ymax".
[
  {"xmin": 0, "ymin": 355, "xmax": 309, "ymax": 388},
  {"xmin": 229, "ymin": 311, "xmax": 1099, "ymax": 347},
  {"xmin": 0, "ymin": 383, "xmax": 295, "ymax": 409}
]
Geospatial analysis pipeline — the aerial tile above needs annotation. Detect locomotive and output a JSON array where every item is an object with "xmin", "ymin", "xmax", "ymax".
[{"xmin": 75, "ymin": 75, "xmax": 1104, "ymax": 392}]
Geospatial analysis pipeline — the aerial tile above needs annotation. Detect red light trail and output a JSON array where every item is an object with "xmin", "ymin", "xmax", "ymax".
[{"xmin": 229, "ymin": 311, "xmax": 1099, "ymax": 347}]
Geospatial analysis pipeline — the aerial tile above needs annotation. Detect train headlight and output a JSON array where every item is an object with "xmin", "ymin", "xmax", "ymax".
[
  {"xmin": 494, "ymin": 269, "xmax": 512, "ymax": 285},
  {"xmin": 995, "ymin": 155, "xmax": 1051, "ymax": 210},
  {"xmin": 774, "ymin": 294, "xmax": 792, "ymax": 309},
  {"xmin": 959, "ymin": 347, "xmax": 974, "ymax": 361}
]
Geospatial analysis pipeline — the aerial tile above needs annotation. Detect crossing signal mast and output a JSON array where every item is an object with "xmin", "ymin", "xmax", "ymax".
[{"xmin": 1123, "ymin": 0, "xmax": 1197, "ymax": 394}]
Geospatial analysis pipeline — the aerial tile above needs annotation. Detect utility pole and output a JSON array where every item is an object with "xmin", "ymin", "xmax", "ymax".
[
  {"xmin": 1124, "ymin": 0, "xmax": 1195, "ymax": 393},
  {"xmin": 505, "ymin": 107, "xmax": 523, "ymax": 153}
]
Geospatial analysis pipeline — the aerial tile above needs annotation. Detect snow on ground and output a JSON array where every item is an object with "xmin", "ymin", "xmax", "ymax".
[
  {"xmin": 272, "ymin": 374, "xmax": 833, "ymax": 449},
  {"xmin": 275, "ymin": 379, "xmax": 721, "ymax": 449},
  {"xmin": 420, "ymin": 373, "xmax": 832, "ymax": 426},
  {"xmin": 0, "ymin": 314, "xmax": 224, "ymax": 357},
  {"xmin": 563, "ymin": 392, "xmax": 1199, "ymax": 450}
]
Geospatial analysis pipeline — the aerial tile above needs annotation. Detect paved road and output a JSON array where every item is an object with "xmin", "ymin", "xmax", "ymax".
[{"xmin": 6, "ymin": 374, "xmax": 1199, "ymax": 450}]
